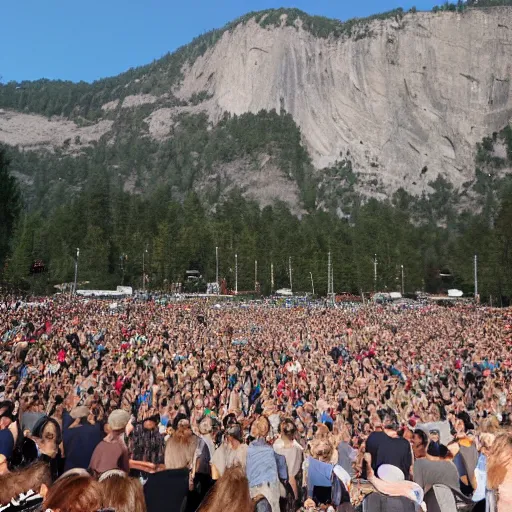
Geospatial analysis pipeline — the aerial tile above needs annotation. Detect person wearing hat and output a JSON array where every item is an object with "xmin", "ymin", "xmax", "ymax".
[
  {"xmin": 363, "ymin": 453, "xmax": 424, "ymax": 512},
  {"xmin": 62, "ymin": 405, "xmax": 103, "ymax": 472},
  {"xmin": 89, "ymin": 409, "xmax": 130, "ymax": 477}
]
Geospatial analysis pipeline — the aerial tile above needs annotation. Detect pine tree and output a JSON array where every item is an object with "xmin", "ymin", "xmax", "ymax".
[{"xmin": 0, "ymin": 149, "xmax": 21, "ymax": 277}]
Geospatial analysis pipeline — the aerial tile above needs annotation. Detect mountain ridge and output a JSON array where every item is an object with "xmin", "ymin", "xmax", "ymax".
[
  {"xmin": 0, "ymin": 7, "xmax": 407, "ymax": 96},
  {"xmin": 2, "ymin": 5, "xmax": 512, "ymax": 213}
]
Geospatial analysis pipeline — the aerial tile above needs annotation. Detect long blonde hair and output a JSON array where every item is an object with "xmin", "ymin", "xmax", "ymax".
[
  {"xmin": 100, "ymin": 474, "xmax": 146, "ymax": 512},
  {"xmin": 198, "ymin": 467, "xmax": 252, "ymax": 512},
  {"xmin": 165, "ymin": 421, "xmax": 197, "ymax": 469},
  {"xmin": 480, "ymin": 416, "xmax": 501, "ymax": 434},
  {"xmin": 487, "ymin": 432, "xmax": 512, "ymax": 490}
]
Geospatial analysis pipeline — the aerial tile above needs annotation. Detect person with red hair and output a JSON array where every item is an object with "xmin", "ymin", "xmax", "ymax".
[{"xmin": 43, "ymin": 474, "xmax": 102, "ymax": 512}]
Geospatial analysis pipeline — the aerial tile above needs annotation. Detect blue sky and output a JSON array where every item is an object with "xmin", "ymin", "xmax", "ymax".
[{"xmin": 2, "ymin": 0, "xmax": 437, "ymax": 83}]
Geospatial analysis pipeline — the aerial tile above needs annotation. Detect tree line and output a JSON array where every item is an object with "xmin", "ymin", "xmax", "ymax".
[{"xmin": 2, "ymin": 147, "xmax": 512, "ymax": 302}]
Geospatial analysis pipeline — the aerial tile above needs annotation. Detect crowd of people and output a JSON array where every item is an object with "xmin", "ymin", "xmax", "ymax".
[{"xmin": 0, "ymin": 295, "xmax": 511, "ymax": 512}]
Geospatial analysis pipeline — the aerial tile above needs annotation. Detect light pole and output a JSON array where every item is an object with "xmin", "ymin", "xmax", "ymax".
[
  {"xmin": 73, "ymin": 248, "xmax": 80, "ymax": 295},
  {"xmin": 374, "ymin": 254, "xmax": 378, "ymax": 291},
  {"xmin": 271, "ymin": 262, "xmax": 274, "ymax": 293},
  {"xmin": 255, "ymin": 260, "xmax": 258, "ymax": 291},
  {"xmin": 401, "ymin": 264, "xmax": 404, "ymax": 295},
  {"xmin": 142, "ymin": 246, "xmax": 148, "ymax": 292},
  {"xmin": 327, "ymin": 251, "xmax": 331, "ymax": 298},
  {"xmin": 331, "ymin": 258, "xmax": 334, "ymax": 303},
  {"xmin": 216, "ymin": 246, "xmax": 219, "ymax": 288},
  {"xmin": 289, "ymin": 257, "xmax": 293, "ymax": 292},
  {"xmin": 235, "ymin": 253, "xmax": 238, "ymax": 294},
  {"xmin": 474, "ymin": 254, "xmax": 478, "ymax": 299},
  {"xmin": 310, "ymin": 272, "xmax": 315, "ymax": 296}
]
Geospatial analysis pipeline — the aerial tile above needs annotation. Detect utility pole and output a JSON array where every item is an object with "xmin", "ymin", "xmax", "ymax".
[
  {"xmin": 271, "ymin": 263, "xmax": 274, "ymax": 293},
  {"xmin": 73, "ymin": 248, "xmax": 80, "ymax": 295},
  {"xmin": 327, "ymin": 252, "xmax": 335, "ymax": 303},
  {"xmin": 216, "ymin": 246, "xmax": 219, "ymax": 288},
  {"xmin": 235, "ymin": 253, "xmax": 238, "ymax": 294},
  {"xmin": 474, "ymin": 254, "xmax": 478, "ymax": 300},
  {"xmin": 310, "ymin": 272, "xmax": 315, "ymax": 296},
  {"xmin": 142, "ymin": 245, "xmax": 148, "ymax": 292},
  {"xmin": 374, "ymin": 254, "xmax": 378, "ymax": 291},
  {"xmin": 255, "ymin": 260, "xmax": 258, "ymax": 291},
  {"xmin": 401, "ymin": 264, "xmax": 404, "ymax": 295},
  {"xmin": 327, "ymin": 251, "xmax": 331, "ymax": 298},
  {"xmin": 331, "ymin": 257, "xmax": 334, "ymax": 304},
  {"xmin": 289, "ymin": 257, "xmax": 293, "ymax": 292}
]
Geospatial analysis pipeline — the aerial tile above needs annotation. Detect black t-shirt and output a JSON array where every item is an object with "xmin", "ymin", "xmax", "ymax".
[
  {"xmin": 144, "ymin": 469, "xmax": 189, "ymax": 512},
  {"xmin": 364, "ymin": 493, "xmax": 417, "ymax": 512},
  {"xmin": 365, "ymin": 431, "xmax": 412, "ymax": 480}
]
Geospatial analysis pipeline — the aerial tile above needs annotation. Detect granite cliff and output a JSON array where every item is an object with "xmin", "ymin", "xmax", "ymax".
[{"xmin": 1, "ymin": 7, "xmax": 512, "ymax": 210}]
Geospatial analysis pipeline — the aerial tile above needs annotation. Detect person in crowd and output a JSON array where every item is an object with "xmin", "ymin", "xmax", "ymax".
[
  {"xmin": 0, "ymin": 406, "xmax": 18, "ymax": 461},
  {"xmin": 89, "ymin": 409, "xmax": 130, "ymax": 477},
  {"xmin": 197, "ymin": 467, "xmax": 253, "ymax": 512},
  {"xmin": 448, "ymin": 420, "xmax": 478, "ymax": 496},
  {"xmin": 19, "ymin": 398, "xmax": 46, "ymax": 436},
  {"xmin": 128, "ymin": 412, "xmax": 165, "ymax": 473},
  {"xmin": 99, "ymin": 470, "xmax": 147, "ymax": 512},
  {"xmin": 164, "ymin": 415, "xmax": 198, "ymax": 471},
  {"xmin": 30, "ymin": 416, "xmax": 64, "ymax": 480},
  {"xmin": 246, "ymin": 416, "xmax": 280, "ymax": 512},
  {"xmin": 363, "ymin": 452, "xmax": 424, "ymax": 512},
  {"xmin": 193, "ymin": 418, "xmax": 214, "ymax": 508},
  {"xmin": 304, "ymin": 438, "xmax": 337, "ymax": 507},
  {"xmin": 410, "ymin": 429, "xmax": 428, "ymax": 460},
  {"xmin": 364, "ymin": 410, "xmax": 413, "ymax": 480},
  {"xmin": 273, "ymin": 418, "xmax": 303, "ymax": 501},
  {"xmin": 336, "ymin": 427, "xmax": 358, "ymax": 478},
  {"xmin": 1, "ymin": 294, "xmax": 512, "ymax": 511},
  {"xmin": 413, "ymin": 442, "xmax": 460, "ymax": 493},
  {"xmin": 0, "ymin": 462, "xmax": 52, "ymax": 512},
  {"xmin": 198, "ymin": 416, "xmax": 215, "ymax": 460},
  {"xmin": 43, "ymin": 474, "xmax": 103, "ymax": 512},
  {"xmin": 61, "ymin": 405, "xmax": 103, "ymax": 472},
  {"xmin": 0, "ymin": 453, "xmax": 9, "ymax": 476},
  {"xmin": 211, "ymin": 422, "xmax": 247, "ymax": 479},
  {"xmin": 486, "ymin": 431, "xmax": 512, "ymax": 512},
  {"xmin": 471, "ymin": 431, "xmax": 496, "ymax": 509},
  {"xmin": 164, "ymin": 414, "xmax": 209, "ymax": 511}
]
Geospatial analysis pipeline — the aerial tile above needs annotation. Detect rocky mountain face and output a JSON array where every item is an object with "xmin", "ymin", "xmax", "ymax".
[{"xmin": 1, "ymin": 7, "xmax": 512, "ymax": 212}]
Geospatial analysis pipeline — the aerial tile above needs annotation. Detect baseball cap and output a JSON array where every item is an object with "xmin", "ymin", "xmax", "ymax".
[{"xmin": 108, "ymin": 410, "xmax": 130, "ymax": 431}]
